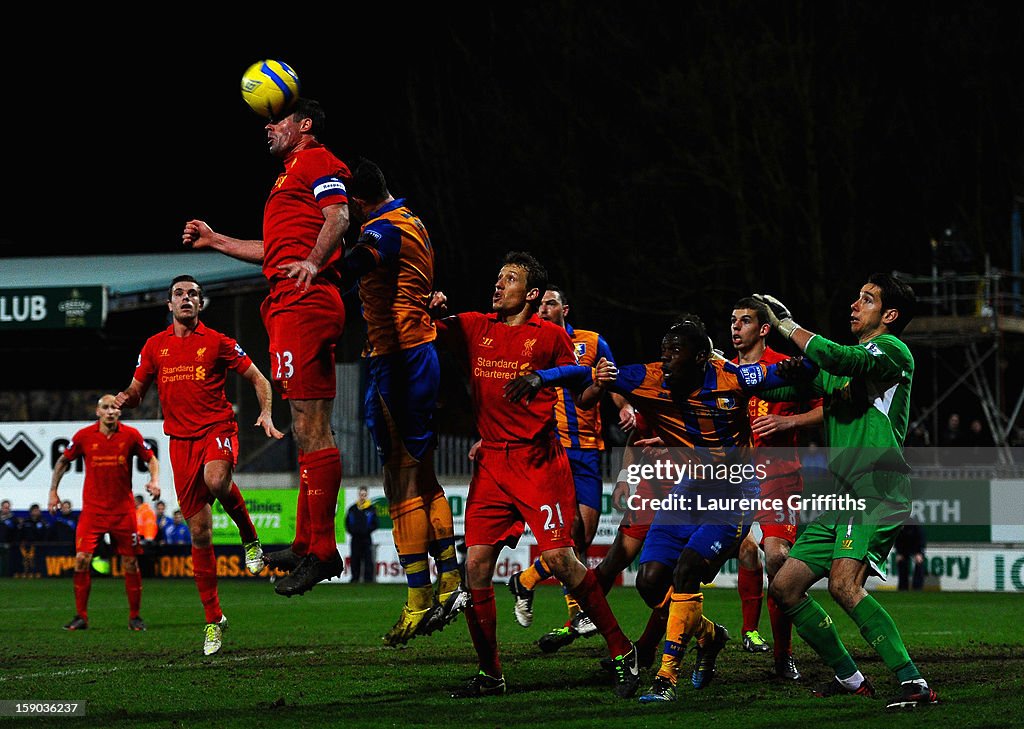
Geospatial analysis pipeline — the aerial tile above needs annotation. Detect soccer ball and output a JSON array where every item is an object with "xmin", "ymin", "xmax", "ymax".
[{"xmin": 240, "ymin": 59, "xmax": 300, "ymax": 119}]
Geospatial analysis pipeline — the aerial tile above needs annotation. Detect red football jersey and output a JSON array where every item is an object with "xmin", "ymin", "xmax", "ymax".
[
  {"xmin": 437, "ymin": 312, "xmax": 577, "ymax": 443},
  {"xmin": 263, "ymin": 143, "xmax": 351, "ymax": 285},
  {"xmin": 132, "ymin": 322, "xmax": 253, "ymax": 438},
  {"xmin": 63, "ymin": 422, "xmax": 154, "ymax": 515},
  {"xmin": 733, "ymin": 346, "xmax": 822, "ymax": 477}
]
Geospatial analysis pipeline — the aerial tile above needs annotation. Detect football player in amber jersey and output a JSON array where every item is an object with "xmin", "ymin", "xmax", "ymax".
[
  {"xmin": 582, "ymin": 314, "xmax": 815, "ymax": 703},
  {"xmin": 49, "ymin": 395, "xmax": 159, "ymax": 632},
  {"xmin": 430, "ymin": 251, "xmax": 640, "ymax": 700},
  {"xmin": 343, "ymin": 160, "xmax": 467, "ymax": 646},
  {"xmin": 116, "ymin": 275, "xmax": 282, "ymax": 655},
  {"xmin": 183, "ymin": 98, "xmax": 350, "ymax": 597}
]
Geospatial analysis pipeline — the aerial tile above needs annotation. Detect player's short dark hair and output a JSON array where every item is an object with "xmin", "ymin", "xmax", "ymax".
[
  {"xmin": 502, "ymin": 251, "xmax": 548, "ymax": 309},
  {"xmin": 733, "ymin": 296, "xmax": 771, "ymax": 327},
  {"xmin": 291, "ymin": 98, "xmax": 326, "ymax": 137},
  {"xmin": 348, "ymin": 159, "xmax": 389, "ymax": 203},
  {"xmin": 168, "ymin": 275, "xmax": 203, "ymax": 305},
  {"xmin": 546, "ymin": 285, "xmax": 569, "ymax": 309},
  {"xmin": 868, "ymin": 272, "xmax": 916, "ymax": 335},
  {"xmin": 666, "ymin": 314, "xmax": 711, "ymax": 356}
]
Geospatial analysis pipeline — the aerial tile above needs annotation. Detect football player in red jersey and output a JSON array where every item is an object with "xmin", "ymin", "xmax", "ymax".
[
  {"xmin": 509, "ymin": 285, "xmax": 636, "ymax": 651},
  {"xmin": 116, "ymin": 275, "xmax": 282, "ymax": 655},
  {"xmin": 730, "ymin": 297, "xmax": 822, "ymax": 680},
  {"xmin": 183, "ymin": 98, "xmax": 351, "ymax": 597},
  {"xmin": 49, "ymin": 395, "xmax": 159, "ymax": 632},
  {"xmin": 430, "ymin": 251, "xmax": 640, "ymax": 700}
]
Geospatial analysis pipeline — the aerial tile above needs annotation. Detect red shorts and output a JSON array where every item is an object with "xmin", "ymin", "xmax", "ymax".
[
  {"xmin": 465, "ymin": 438, "xmax": 576, "ymax": 551},
  {"xmin": 75, "ymin": 510, "xmax": 140, "ymax": 556},
  {"xmin": 261, "ymin": 280, "xmax": 345, "ymax": 400},
  {"xmin": 755, "ymin": 471, "xmax": 802, "ymax": 545},
  {"xmin": 170, "ymin": 423, "xmax": 239, "ymax": 519},
  {"xmin": 618, "ymin": 476, "xmax": 671, "ymax": 540}
]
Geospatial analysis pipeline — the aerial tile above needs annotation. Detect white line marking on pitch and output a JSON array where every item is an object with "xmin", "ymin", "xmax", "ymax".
[{"xmin": 0, "ymin": 649, "xmax": 318, "ymax": 682}]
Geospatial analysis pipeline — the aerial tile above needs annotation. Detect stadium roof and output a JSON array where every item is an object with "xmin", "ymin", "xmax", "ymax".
[{"xmin": 3, "ymin": 252, "xmax": 266, "ymax": 311}]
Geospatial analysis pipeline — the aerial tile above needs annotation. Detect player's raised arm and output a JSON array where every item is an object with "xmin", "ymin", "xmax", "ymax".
[{"xmin": 183, "ymin": 219, "xmax": 266, "ymax": 265}]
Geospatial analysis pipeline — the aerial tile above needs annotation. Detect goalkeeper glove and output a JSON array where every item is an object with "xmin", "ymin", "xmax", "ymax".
[{"xmin": 753, "ymin": 293, "xmax": 801, "ymax": 340}]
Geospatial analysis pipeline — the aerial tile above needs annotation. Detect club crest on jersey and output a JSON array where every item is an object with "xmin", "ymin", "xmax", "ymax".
[
  {"xmin": 522, "ymin": 338, "xmax": 537, "ymax": 357},
  {"xmin": 196, "ymin": 347, "xmax": 207, "ymax": 362},
  {"xmin": 574, "ymin": 342, "xmax": 587, "ymax": 359},
  {"xmin": 717, "ymin": 396, "xmax": 737, "ymax": 410}
]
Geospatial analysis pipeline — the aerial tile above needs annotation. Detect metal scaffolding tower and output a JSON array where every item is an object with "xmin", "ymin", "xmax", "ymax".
[{"xmin": 896, "ymin": 259, "xmax": 1024, "ymax": 462}]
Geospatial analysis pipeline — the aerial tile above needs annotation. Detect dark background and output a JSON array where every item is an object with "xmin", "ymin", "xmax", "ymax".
[{"xmin": 4, "ymin": 3, "xmax": 1023, "ymax": 442}]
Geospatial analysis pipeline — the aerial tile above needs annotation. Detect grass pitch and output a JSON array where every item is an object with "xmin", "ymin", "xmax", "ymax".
[{"xmin": 1, "ymin": 577, "xmax": 1018, "ymax": 728}]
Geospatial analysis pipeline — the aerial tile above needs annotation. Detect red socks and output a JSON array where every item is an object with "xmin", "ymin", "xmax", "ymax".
[
  {"xmin": 124, "ymin": 570, "xmax": 142, "ymax": 619},
  {"xmin": 73, "ymin": 570, "xmax": 91, "ymax": 620},
  {"xmin": 767, "ymin": 593, "xmax": 793, "ymax": 658},
  {"xmin": 569, "ymin": 569, "xmax": 632, "ymax": 658},
  {"xmin": 219, "ymin": 483, "xmax": 257, "ymax": 544},
  {"xmin": 738, "ymin": 565, "xmax": 764, "ymax": 634},
  {"xmin": 191, "ymin": 546, "xmax": 221, "ymax": 624},
  {"xmin": 465, "ymin": 587, "xmax": 501, "ymax": 677},
  {"xmin": 300, "ymin": 448, "xmax": 342, "ymax": 561}
]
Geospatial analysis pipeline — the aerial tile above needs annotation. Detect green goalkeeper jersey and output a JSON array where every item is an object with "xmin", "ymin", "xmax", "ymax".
[{"xmin": 764, "ymin": 332, "xmax": 913, "ymax": 497}]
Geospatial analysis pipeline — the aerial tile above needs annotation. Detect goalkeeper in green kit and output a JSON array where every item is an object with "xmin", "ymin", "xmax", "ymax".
[{"xmin": 753, "ymin": 273, "xmax": 939, "ymax": 710}]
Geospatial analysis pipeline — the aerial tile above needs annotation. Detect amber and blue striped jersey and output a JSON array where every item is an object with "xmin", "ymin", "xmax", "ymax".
[
  {"xmin": 353, "ymin": 198, "xmax": 436, "ymax": 357},
  {"xmin": 553, "ymin": 324, "xmax": 615, "ymax": 450},
  {"xmin": 608, "ymin": 360, "xmax": 756, "ymax": 457}
]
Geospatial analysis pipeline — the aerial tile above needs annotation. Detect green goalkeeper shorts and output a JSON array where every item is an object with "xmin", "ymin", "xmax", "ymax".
[{"xmin": 788, "ymin": 472, "xmax": 911, "ymax": 579}]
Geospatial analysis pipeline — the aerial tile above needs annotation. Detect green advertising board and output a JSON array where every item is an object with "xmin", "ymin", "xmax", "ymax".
[
  {"xmin": 0, "ymin": 286, "xmax": 107, "ymax": 330},
  {"xmin": 211, "ymin": 489, "xmax": 343, "ymax": 546}
]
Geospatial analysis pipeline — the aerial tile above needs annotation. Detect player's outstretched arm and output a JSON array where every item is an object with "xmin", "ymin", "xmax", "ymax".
[
  {"xmin": 114, "ymin": 379, "xmax": 148, "ymax": 410},
  {"xmin": 183, "ymin": 219, "xmax": 266, "ymax": 265},
  {"xmin": 427, "ymin": 291, "xmax": 449, "ymax": 319},
  {"xmin": 242, "ymin": 364, "xmax": 285, "ymax": 440},
  {"xmin": 48, "ymin": 455, "xmax": 72, "ymax": 513},
  {"xmin": 751, "ymin": 405, "xmax": 824, "ymax": 438},
  {"xmin": 144, "ymin": 456, "xmax": 161, "ymax": 501},
  {"xmin": 753, "ymin": 293, "xmax": 814, "ymax": 351}
]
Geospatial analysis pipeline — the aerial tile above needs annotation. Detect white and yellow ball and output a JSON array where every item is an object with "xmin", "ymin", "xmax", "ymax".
[{"xmin": 240, "ymin": 59, "xmax": 300, "ymax": 119}]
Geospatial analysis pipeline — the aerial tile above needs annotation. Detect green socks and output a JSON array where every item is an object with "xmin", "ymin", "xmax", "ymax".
[
  {"xmin": 787, "ymin": 597, "xmax": 858, "ymax": 679},
  {"xmin": 850, "ymin": 594, "xmax": 921, "ymax": 682}
]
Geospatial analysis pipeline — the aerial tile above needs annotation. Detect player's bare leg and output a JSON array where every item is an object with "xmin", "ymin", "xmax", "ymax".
[
  {"xmin": 544, "ymin": 547, "xmax": 640, "ymax": 698},
  {"xmin": 204, "ymin": 459, "xmax": 264, "ymax": 575},
  {"xmin": 538, "ymin": 503, "xmax": 603, "ymax": 651},
  {"xmin": 383, "ymin": 447, "xmax": 465, "ymax": 645}
]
